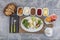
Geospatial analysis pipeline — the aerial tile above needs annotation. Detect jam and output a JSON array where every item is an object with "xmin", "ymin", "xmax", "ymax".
[{"xmin": 37, "ymin": 9, "xmax": 42, "ymax": 16}]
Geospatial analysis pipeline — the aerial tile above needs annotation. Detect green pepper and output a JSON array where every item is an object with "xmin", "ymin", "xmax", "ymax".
[
  {"xmin": 38, "ymin": 20, "xmax": 42, "ymax": 25},
  {"xmin": 22, "ymin": 19, "xmax": 29, "ymax": 28}
]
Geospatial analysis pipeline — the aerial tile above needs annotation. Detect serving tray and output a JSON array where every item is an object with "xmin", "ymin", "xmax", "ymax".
[{"xmin": 19, "ymin": 15, "xmax": 53, "ymax": 33}]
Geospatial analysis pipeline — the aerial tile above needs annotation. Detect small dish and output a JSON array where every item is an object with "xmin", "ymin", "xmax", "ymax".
[
  {"xmin": 44, "ymin": 27, "xmax": 53, "ymax": 37},
  {"xmin": 50, "ymin": 13, "xmax": 57, "ymax": 22},
  {"xmin": 42, "ymin": 8, "xmax": 49, "ymax": 16},
  {"xmin": 44, "ymin": 18, "xmax": 53, "ymax": 24},
  {"xmin": 17, "ymin": 7, "xmax": 23, "ymax": 16},
  {"xmin": 44, "ymin": 16, "xmax": 53, "ymax": 24},
  {"xmin": 23, "ymin": 7, "xmax": 30, "ymax": 16},
  {"xmin": 30, "ymin": 7, "xmax": 36, "ymax": 16},
  {"xmin": 36, "ymin": 8, "xmax": 42, "ymax": 17}
]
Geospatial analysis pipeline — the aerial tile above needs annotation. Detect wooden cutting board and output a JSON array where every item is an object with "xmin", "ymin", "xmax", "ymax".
[{"xmin": 19, "ymin": 16, "xmax": 53, "ymax": 34}]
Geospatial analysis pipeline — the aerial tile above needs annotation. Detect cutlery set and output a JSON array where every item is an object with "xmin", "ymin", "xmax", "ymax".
[{"xmin": 9, "ymin": 14, "xmax": 19, "ymax": 33}]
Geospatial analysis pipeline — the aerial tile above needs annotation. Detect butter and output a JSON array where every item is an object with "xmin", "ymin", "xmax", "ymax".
[{"xmin": 43, "ymin": 8, "xmax": 49, "ymax": 16}]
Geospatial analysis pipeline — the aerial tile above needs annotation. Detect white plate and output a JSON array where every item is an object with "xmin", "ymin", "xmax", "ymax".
[{"xmin": 21, "ymin": 16, "xmax": 44, "ymax": 32}]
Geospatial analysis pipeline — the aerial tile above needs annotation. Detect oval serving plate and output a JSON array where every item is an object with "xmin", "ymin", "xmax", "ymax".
[{"xmin": 21, "ymin": 16, "xmax": 44, "ymax": 32}]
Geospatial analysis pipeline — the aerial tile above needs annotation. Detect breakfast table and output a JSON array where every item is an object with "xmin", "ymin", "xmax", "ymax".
[{"xmin": 0, "ymin": 0, "xmax": 60, "ymax": 40}]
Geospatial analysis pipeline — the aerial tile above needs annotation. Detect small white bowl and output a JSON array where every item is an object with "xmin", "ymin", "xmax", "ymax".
[
  {"xmin": 17, "ymin": 7, "xmax": 23, "ymax": 16},
  {"xmin": 42, "ymin": 8, "xmax": 49, "ymax": 16},
  {"xmin": 44, "ymin": 27, "xmax": 53, "ymax": 37},
  {"xmin": 30, "ymin": 7, "xmax": 36, "ymax": 16},
  {"xmin": 23, "ymin": 7, "xmax": 30, "ymax": 16},
  {"xmin": 36, "ymin": 8, "xmax": 42, "ymax": 17}
]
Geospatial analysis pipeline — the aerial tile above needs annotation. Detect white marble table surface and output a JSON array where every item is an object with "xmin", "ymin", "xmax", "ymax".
[{"xmin": 0, "ymin": 0, "xmax": 60, "ymax": 40}]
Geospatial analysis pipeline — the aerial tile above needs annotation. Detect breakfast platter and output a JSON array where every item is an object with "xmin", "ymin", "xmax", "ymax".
[
  {"xmin": 19, "ymin": 15, "xmax": 53, "ymax": 33},
  {"xmin": 3, "ymin": 3, "xmax": 57, "ymax": 36},
  {"xmin": 21, "ymin": 16, "xmax": 44, "ymax": 32}
]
